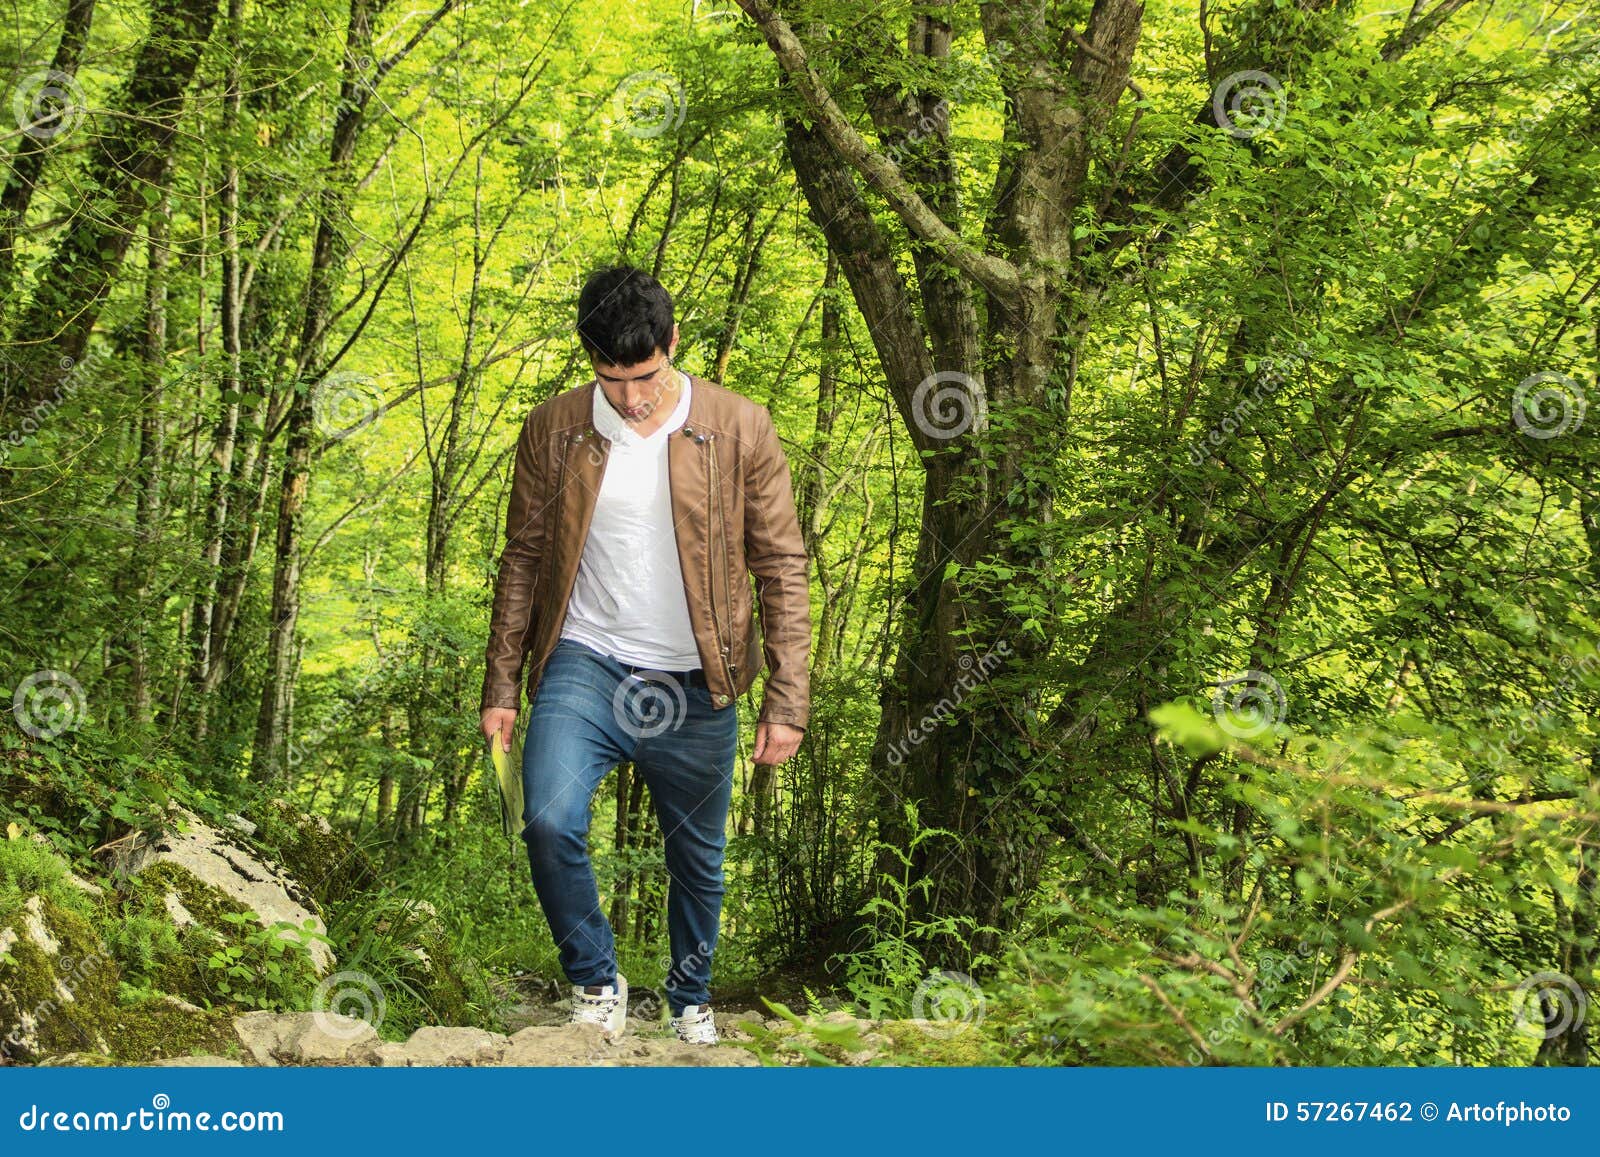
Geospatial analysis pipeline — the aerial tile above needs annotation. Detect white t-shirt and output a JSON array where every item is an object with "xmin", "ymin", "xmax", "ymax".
[{"xmin": 558, "ymin": 371, "xmax": 703, "ymax": 670}]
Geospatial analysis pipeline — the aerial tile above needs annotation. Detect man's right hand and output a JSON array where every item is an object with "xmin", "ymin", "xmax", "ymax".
[{"xmin": 482, "ymin": 707, "xmax": 517, "ymax": 753}]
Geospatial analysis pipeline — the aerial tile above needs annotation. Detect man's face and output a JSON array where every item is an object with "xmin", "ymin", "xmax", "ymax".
[
  {"xmin": 592, "ymin": 323, "xmax": 684, "ymax": 432},
  {"xmin": 591, "ymin": 340, "xmax": 679, "ymax": 426}
]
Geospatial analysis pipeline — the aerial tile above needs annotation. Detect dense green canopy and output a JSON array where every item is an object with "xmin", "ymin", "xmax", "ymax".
[{"xmin": 1, "ymin": 0, "xmax": 1596, "ymax": 1065}]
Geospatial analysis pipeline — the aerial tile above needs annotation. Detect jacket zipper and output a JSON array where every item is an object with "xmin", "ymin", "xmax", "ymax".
[
  {"xmin": 531, "ymin": 430, "xmax": 576, "ymax": 681},
  {"xmin": 704, "ymin": 433, "xmax": 737, "ymax": 692}
]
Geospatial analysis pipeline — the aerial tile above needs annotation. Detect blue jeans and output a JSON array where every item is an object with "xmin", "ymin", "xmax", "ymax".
[{"xmin": 519, "ymin": 637, "xmax": 738, "ymax": 1014}]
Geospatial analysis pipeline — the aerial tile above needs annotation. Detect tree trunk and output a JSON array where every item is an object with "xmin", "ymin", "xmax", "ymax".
[
  {"xmin": 0, "ymin": 0, "xmax": 97, "ymax": 301},
  {"xmin": 128, "ymin": 162, "xmax": 172, "ymax": 725},
  {"xmin": 0, "ymin": 0, "xmax": 219, "ymax": 427},
  {"xmin": 609, "ymin": 763, "xmax": 638, "ymax": 931},
  {"xmin": 191, "ymin": 0, "xmax": 246, "ymax": 743},
  {"xmin": 745, "ymin": 0, "xmax": 1145, "ymax": 960},
  {"xmin": 252, "ymin": 0, "xmax": 380, "ymax": 784}
]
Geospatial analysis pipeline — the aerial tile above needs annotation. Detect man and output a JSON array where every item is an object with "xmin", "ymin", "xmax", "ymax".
[{"xmin": 479, "ymin": 264, "xmax": 811, "ymax": 1045}]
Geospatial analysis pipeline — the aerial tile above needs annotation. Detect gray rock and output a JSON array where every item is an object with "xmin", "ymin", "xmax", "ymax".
[
  {"xmin": 109, "ymin": 806, "xmax": 334, "ymax": 975},
  {"xmin": 380, "ymin": 1026, "xmax": 510, "ymax": 1066},
  {"xmin": 231, "ymin": 1010, "xmax": 378, "ymax": 1066},
  {"xmin": 365, "ymin": 1041, "xmax": 416, "ymax": 1067},
  {"xmin": 841, "ymin": 1030, "xmax": 893, "ymax": 1065},
  {"xmin": 146, "ymin": 1055, "xmax": 247, "ymax": 1067},
  {"xmin": 498, "ymin": 1023, "xmax": 756, "ymax": 1067},
  {"xmin": 230, "ymin": 1011, "xmax": 289, "ymax": 1066},
  {"xmin": 715, "ymin": 1009, "xmax": 765, "ymax": 1042},
  {"xmin": 284, "ymin": 1012, "xmax": 380, "ymax": 1064}
]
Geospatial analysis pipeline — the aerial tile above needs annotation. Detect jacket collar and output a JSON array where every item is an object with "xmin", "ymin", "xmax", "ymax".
[{"xmin": 588, "ymin": 370, "xmax": 693, "ymax": 444}]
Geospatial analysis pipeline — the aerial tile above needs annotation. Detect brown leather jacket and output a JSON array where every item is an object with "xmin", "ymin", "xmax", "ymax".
[{"xmin": 480, "ymin": 372, "xmax": 812, "ymax": 730}]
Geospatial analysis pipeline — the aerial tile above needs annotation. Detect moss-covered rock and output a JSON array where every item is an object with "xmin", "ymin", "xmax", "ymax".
[
  {"xmin": 248, "ymin": 798, "xmax": 379, "ymax": 911},
  {"xmin": 0, "ymin": 894, "xmax": 119, "ymax": 1063},
  {"xmin": 113, "ymin": 860, "xmax": 320, "ymax": 1014},
  {"xmin": 376, "ymin": 898, "xmax": 474, "ymax": 1028},
  {"xmin": 102, "ymin": 993, "xmax": 243, "ymax": 1064},
  {"xmin": 34, "ymin": 1050, "xmax": 119, "ymax": 1066},
  {"xmin": 876, "ymin": 1018, "xmax": 1005, "ymax": 1065},
  {"xmin": 105, "ymin": 804, "xmax": 334, "ymax": 975},
  {"xmin": 0, "ymin": 828, "xmax": 106, "ymax": 917}
]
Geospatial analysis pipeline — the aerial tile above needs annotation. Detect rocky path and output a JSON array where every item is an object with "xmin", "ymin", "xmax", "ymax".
[
  {"xmin": 8, "ymin": 806, "xmax": 907, "ymax": 1069},
  {"xmin": 142, "ymin": 1006, "xmax": 766, "ymax": 1067},
  {"xmin": 113, "ymin": 989, "xmax": 776, "ymax": 1067}
]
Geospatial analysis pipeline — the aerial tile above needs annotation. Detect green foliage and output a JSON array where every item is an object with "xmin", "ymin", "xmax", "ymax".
[
  {"xmin": 203, "ymin": 913, "xmax": 329, "ymax": 1012},
  {"xmin": 981, "ymin": 708, "xmax": 1599, "ymax": 1065},
  {"xmin": 0, "ymin": 830, "xmax": 97, "ymax": 928},
  {"xmin": 831, "ymin": 803, "xmax": 1000, "ymax": 1020},
  {"xmin": 2, "ymin": 0, "xmax": 1598, "ymax": 1070},
  {"xmin": 0, "ymin": 723, "xmax": 225, "ymax": 862}
]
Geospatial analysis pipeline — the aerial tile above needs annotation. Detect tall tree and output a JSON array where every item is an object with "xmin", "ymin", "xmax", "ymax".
[{"xmin": 1, "ymin": 0, "xmax": 219, "ymax": 425}]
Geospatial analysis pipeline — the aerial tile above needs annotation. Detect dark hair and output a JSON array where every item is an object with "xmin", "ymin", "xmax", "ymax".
[{"xmin": 575, "ymin": 265, "xmax": 674, "ymax": 366}]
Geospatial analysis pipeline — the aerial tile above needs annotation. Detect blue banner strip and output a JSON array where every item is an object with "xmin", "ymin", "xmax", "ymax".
[{"xmin": 4, "ymin": 1066, "xmax": 1596, "ymax": 1154}]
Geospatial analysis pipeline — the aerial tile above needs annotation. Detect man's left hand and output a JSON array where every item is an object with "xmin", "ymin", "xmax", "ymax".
[{"xmin": 752, "ymin": 720, "xmax": 804, "ymax": 766}]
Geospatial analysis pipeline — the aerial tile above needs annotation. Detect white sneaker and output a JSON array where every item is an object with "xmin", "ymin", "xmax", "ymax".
[
  {"xmin": 569, "ymin": 971, "xmax": 628, "ymax": 1038},
  {"xmin": 671, "ymin": 1003, "xmax": 718, "ymax": 1045}
]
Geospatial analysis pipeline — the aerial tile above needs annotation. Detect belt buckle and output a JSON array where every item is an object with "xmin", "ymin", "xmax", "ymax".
[{"xmin": 623, "ymin": 663, "xmax": 702, "ymax": 689}]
